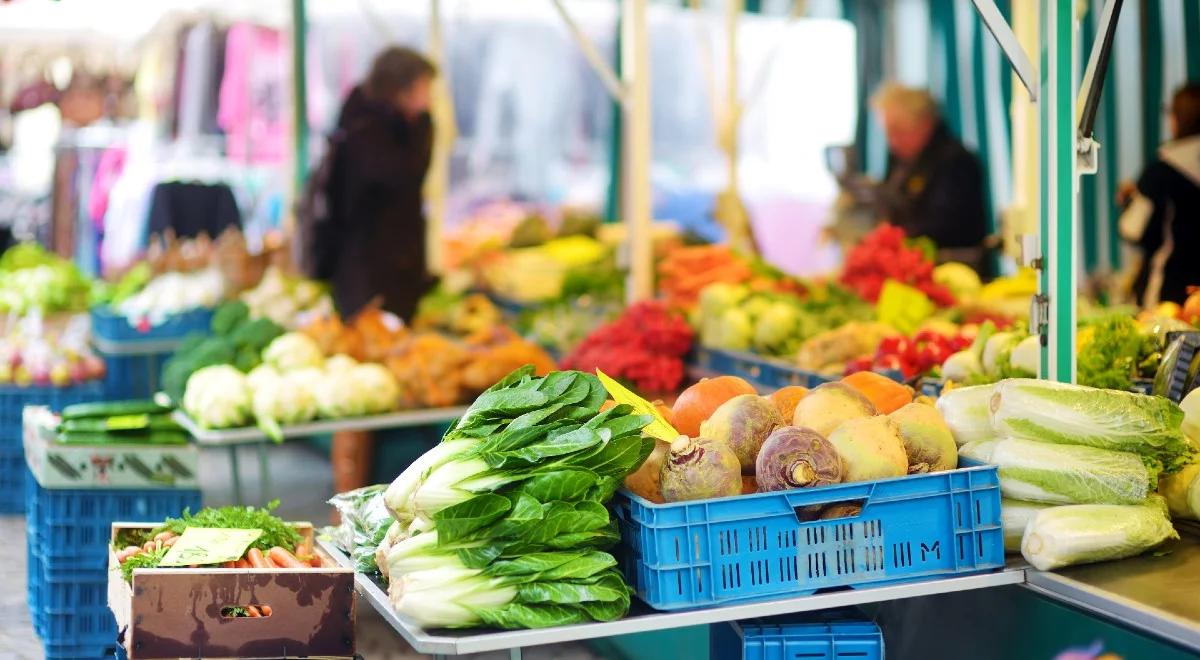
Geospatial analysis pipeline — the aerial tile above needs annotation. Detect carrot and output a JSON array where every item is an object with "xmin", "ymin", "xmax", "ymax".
[
  {"xmin": 221, "ymin": 561, "xmax": 236, "ymax": 568},
  {"xmin": 267, "ymin": 546, "xmax": 307, "ymax": 569},
  {"xmin": 162, "ymin": 536, "xmax": 179, "ymax": 547},
  {"xmin": 153, "ymin": 531, "xmax": 175, "ymax": 543},
  {"xmin": 308, "ymin": 555, "xmax": 323, "ymax": 568},
  {"xmin": 246, "ymin": 548, "xmax": 270, "ymax": 569},
  {"xmin": 116, "ymin": 548, "xmax": 139, "ymax": 563},
  {"xmin": 246, "ymin": 606, "xmax": 261, "ymax": 617},
  {"xmin": 234, "ymin": 558, "xmax": 251, "ymax": 569},
  {"xmin": 143, "ymin": 541, "xmax": 157, "ymax": 553},
  {"xmin": 259, "ymin": 605, "xmax": 273, "ymax": 617}
]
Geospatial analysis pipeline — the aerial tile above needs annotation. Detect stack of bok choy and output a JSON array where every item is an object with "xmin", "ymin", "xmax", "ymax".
[{"xmin": 377, "ymin": 366, "xmax": 654, "ymax": 629}]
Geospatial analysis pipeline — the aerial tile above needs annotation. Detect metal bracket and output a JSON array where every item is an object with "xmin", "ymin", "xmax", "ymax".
[
  {"xmin": 1030, "ymin": 294, "xmax": 1050, "ymax": 345},
  {"xmin": 1018, "ymin": 233, "xmax": 1042, "ymax": 269},
  {"xmin": 1077, "ymin": 135, "xmax": 1100, "ymax": 175},
  {"xmin": 971, "ymin": 0, "xmax": 1038, "ymax": 101}
]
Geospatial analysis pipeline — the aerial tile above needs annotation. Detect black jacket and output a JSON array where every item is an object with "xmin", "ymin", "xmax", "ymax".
[
  {"xmin": 327, "ymin": 87, "xmax": 433, "ymax": 321},
  {"xmin": 1127, "ymin": 137, "xmax": 1200, "ymax": 306},
  {"xmin": 877, "ymin": 123, "xmax": 989, "ymax": 250}
]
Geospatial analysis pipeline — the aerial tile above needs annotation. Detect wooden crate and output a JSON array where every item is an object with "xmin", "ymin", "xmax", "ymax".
[{"xmin": 108, "ymin": 522, "xmax": 356, "ymax": 659}]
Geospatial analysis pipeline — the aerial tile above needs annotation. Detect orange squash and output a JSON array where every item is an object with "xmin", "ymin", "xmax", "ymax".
[
  {"xmin": 671, "ymin": 376, "xmax": 757, "ymax": 437},
  {"xmin": 840, "ymin": 371, "xmax": 913, "ymax": 414},
  {"xmin": 767, "ymin": 386, "xmax": 809, "ymax": 421}
]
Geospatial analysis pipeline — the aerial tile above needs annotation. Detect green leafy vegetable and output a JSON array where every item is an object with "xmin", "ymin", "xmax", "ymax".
[
  {"xmin": 1021, "ymin": 496, "xmax": 1178, "ymax": 570},
  {"xmin": 989, "ymin": 438, "xmax": 1154, "ymax": 505},
  {"xmin": 153, "ymin": 500, "xmax": 301, "ymax": 552},
  {"xmin": 1076, "ymin": 315, "xmax": 1156, "ymax": 390},
  {"xmin": 119, "ymin": 546, "xmax": 169, "ymax": 583},
  {"xmin": 991, "ymin": 378, "xmax": 1194, "ymax": 473}
]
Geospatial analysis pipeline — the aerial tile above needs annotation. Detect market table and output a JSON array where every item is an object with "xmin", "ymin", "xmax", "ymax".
[
  {"xmin": 318, "ymin": 538, "xmax": 1026, "ymax": 658},
  {"xmin": 1022, "ymin": 527, "xmax": 1200, "ymax": 653},
  {"xmin": 174, "ymin": 407, "xmax": 467, "ymax": 504}
]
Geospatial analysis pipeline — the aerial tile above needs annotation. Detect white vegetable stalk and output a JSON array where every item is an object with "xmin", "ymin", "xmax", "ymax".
[
  {"xmin": 384, "ymin": 438, "xmax": 478, "ymax": 520},
  {"xmin": 411, "ymin": 456, "xmax": 496, "ymax": 517},
  {"xmin": 389, "ymin": 566, "xmax": 516, "ymax": 628},
  {"xmin": 935, "ymin": 384, "xmax": 996, "ymax": 446},
  {"xmin": 1000, "ymin": 498, "xmax": 1053, "ymax": 552},
  {"xmin": 1021, "ymin": 498, "xmax": 1177, "ymax": 571}
]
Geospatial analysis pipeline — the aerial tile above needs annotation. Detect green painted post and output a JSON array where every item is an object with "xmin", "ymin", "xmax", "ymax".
[
  {"xmin": 292, "ymin": 0, "xmax": 310, "ymax": 192},
  {"xmin": 1185, "ymin": 0, "xmax": 1200, "ymax": 81},
  {"xmin": 1038, "ymin": 0, "xmax": 1077, "ymax": 383},
  {"xmin": 604, "ymin": 4, "xmax": 623, "ymax": 223}
]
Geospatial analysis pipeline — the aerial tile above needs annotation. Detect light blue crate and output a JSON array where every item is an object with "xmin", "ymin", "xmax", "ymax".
[
  {"xmin": 614, "ymin": 465, "xmax": 1004, "ymax": 610},
  {"xmin": 711, "ymin": 619, "xmax": 885, "ymax": 660}
]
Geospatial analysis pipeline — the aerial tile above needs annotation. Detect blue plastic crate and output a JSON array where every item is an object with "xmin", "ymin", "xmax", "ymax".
[
  {"xmin": 97, "ymin": 350, "xmax": 171, "ymax": 401},
  {"xmin": 89, "ymin": 306, "xmax": 213, "ymax": 343},
  {"xmin": 42, "ymin": 642, "xmax": 121, "ymax": 660},
  {"xmin": 711, "ymin": 619, "xmax": 885, "ymax": 660},
  {"xmin": 614, "ymin": 464, "xmax": 1004, "ymax": 610},
  {"xmin": 0, "ymin": 382, "xmax": 105, "ymax": 512},
  {"xmin": 691, "ymin": 347, "xmax": 834, "ymax": 390},
  {"xmin": 28, "ymin": 479, "xmax": 201, "ymax": 566}
]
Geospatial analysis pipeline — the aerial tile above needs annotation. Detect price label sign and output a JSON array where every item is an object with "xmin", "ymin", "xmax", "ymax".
[
  {"xmin": 596, "ymin": 370, "xmax": 679, "ymax": 442},
  {"xmin": 159, "ymin": 527, "xmax": 263, "ymax": 567}
]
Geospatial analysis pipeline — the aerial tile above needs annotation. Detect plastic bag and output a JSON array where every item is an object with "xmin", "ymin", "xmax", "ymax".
[{"xmin": 327, "ymin": 484, "xmax": 395, "ymax": 574}]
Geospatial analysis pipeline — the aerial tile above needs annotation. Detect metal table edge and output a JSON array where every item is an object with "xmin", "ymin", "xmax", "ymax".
[
  {"xmin": 319, "ymin": 537, "xmax": 1024, "ymax": 656},
  {"xmin": 1022, "ymin": 569, "xmax": 1200, "ymax": 653},
  {"xmin": 173, "ymin": 407, "xmax": 468, "ymax": 445}
]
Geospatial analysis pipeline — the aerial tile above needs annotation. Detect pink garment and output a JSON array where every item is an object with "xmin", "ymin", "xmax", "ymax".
[
  {"xmin": 218, "ymin": 23, "xmax": 288, "ymax": 163},
  {"xmin": 87, "ymin": 147, "xmax": 126, "ymax": 228}
]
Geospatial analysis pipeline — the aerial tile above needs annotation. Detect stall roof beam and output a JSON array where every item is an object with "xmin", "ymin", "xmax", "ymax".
[
  {"xmin": 550, "ymin": 0, "xmax": 628, "ymax": 105},
  {"xmin": 971, "ymin": 0, "xmax": 1038, "ymax": 102}
]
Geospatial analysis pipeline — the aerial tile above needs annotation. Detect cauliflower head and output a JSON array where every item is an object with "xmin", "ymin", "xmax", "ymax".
[
  {"xmin": 263, "ymin": 332, "xmax": 324, "ymax": 373},
  {"xmin": 183, "ymin": 365, "xmax": 251, "ymax": 429}
]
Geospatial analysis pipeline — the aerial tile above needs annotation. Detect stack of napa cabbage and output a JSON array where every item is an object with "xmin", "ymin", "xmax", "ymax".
[{"xmin": 939, "ymin": 379, "xmax": 1197, "ymax": 570}]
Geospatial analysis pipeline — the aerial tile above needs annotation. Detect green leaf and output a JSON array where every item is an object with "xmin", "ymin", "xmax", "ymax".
[
  {"xmin": 514, "ymin": 469, "xmax": 598, "ymax": 502},
  {"xmin": 504, "ymin": 427, "xmax": 605, "ymax": 464},
  {"xmin": 563, "ymin": 434, "xmax": 656, "ymax": 479},
  {"xmin": 535, "ymin": 551, "xmax": 619, "ymax": 580},
  {"xmin": 487, "ymin": 552, "xmax": 588, "ymax": 578},
  {"xmin": 599, "ymin": 413, "xmax": 653, "ymax": 440},
  {"xmin": 470, "ymin": 493, "xmax": 546, "ymax": 542},
  {"xmin": 474, "ymin": 603, "xmax": 596, "ymax": 629},
  {"xmin": 457, "ymin": 544, "xmax": 505, "ymax": 568},
  {"xmin": 458, "ymin": 389, "xmax": 550, "ymax": 427},
  {"xmin": 535, "ymin": 371, "xmax": 579, "ymax": 400},
  {"xmin": 433, "ymin": 493, "xmax": 512, "ymax": 543},
  {"xmin": 517, "ymin": 573, "xmax": 629, "ymax": 605},
  {"xmin": 505, "ymin": 403, "xmax": 569, "ymax": 431},
  {"xmin": 580, "ymin": 595, "xmax": 631, "ymax": 622}
]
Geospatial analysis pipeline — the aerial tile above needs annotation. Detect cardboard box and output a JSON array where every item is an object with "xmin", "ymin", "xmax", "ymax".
[
  {"xmin": 24, "ymin": 406, "xmax": 200, "ymax": 490},
  {"xmin": 108, "ymin": 522, "xmax": 356, "ymax": 659}
]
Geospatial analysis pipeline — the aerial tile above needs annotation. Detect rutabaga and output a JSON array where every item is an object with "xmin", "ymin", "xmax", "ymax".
[
  {"xmin": 990, "ymin": 378, "xmax": 1194, "ymax": 472},
  {"xmin": 1001, "ymin": 498, "xmax": 1053, "ymax": 552},
  {"xmin": 1021, "ymin": 496, "xmax": 1178, "ymax": 571},
  {"xmin": 989, "ymin": 438, "xmax": 1153, "ymax": 505},
  {"xmin": 935, "ymin": 384, "xmax": 996, "ymax": 446}
]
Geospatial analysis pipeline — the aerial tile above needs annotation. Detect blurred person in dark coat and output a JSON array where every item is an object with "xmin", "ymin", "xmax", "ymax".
[
  {"xmin": 871, "ymin": 83, "xmax": 991, "ymax": 276},
  {"xmin": 327, "ymin": 47, "xmax": 435, "ymax": 321}
]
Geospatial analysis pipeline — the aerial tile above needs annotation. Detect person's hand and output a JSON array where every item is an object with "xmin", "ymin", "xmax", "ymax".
[{"xmin": 1116, "ymin": 180, "xmax": 1136, "ymax": 207}]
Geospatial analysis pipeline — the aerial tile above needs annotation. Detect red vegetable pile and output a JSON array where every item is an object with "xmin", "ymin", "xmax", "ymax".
[
  {"xmin": 840, "ymin": 224, "xmax": 955, "ymax": 306},
  {"xmin": 845, "ymin": 329, "xmax": 971, "ymax": 380},
  {"xmin": 562, "ymin": 301, "xmax": 693, "ymax": 393}
]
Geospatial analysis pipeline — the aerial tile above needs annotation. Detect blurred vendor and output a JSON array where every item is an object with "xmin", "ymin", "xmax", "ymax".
[
  {"xmin": 871, "ymin": 83, "xmax": 990, "ymax": 275},
  {"xmin": 1118, "ymin": 82, "xmax": 1200, "ymax": 307}
]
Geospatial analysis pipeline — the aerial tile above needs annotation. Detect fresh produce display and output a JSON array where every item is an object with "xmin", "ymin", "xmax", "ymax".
[
  {"xmin": 1157, "ymin": 463, "xmax": 1200, "ymax": 521},
  {"xmin": 414, "ymin": 289, "xmax": 503, "ymax": 337},
  {"xmin": 890, "ymin": 401, "xmax": 957, "ymax": 473},
  {"xmin": 112, "ymin": 501, "xmax": 323, "ymax": 594},
  {"xmin": 110, "ymin": 268, "xmax": 225, "ymax": 327},
  {"xmin": 794, "ymin": 321, "xmax": 895, "ymax": 375},
  {"xmin": 949, "ymin": 377, "xmax": 1195, "ymax": 569},
  {"xmin": 56, "ymin": 399, "xmax": 185, "ymax": 445},
  {"xmin": 0, "ymin": 313, "xmax": 105, "ymax": 386},
  {"xmin": 1020, "ymin": 496, "xmax": 1178, "ymax": 571},
  {"xmin": 754, "ymin": 426, "xmax": 842, "ymax": 492},
  {"xmin": 377, "ymin": 367, "xmax": 653, "ymax": 629},
  {"xmin": 792, "ymin": 382, "xmax": 877, "ymax": 438},
  {"xmin": 481, "ymin": 235, "xmax": 615, "ymax": 304},
  {"xmin": 660, "ymin": 435, "xmax": 742, "ymax": 501},
  {"xmin": 670, "ymin": 375, "xmax": 757, "ymax": 438},
  {"xmin": 240, "ymin": 266, "xmax": 331, "ymax": 329},
  {"xmin": 0, "ymin": 243, "xmax": 95, "ymax": 314},
  {"xmin": 694, "ymin": 281, "xmax": 871, "ymax": 356},
  {"xmin": 561, "ymin": 301, "xmax": 693, "ymax": 394},
  {"xmin": 516, "ymin": 298, "xmax": 622, "ymax": 356},
  {"xmin": 658, "ymin": 244, "xmax": 754, "ymax": 309},
  {"xmin": 1001, "ymin": 498, "xmax": 1053, "ymax": 552},
  {"xmin": 160, "ymin": 301, "xmax": 285, "ymax": 401},
  {"xmin": 847, "ymin": 327, "xmax": 972, "ymax": 381},
  {"xmin": 699, "ymin": 394, "xmax": 783, "ymax": 473},
  {"xmin": 841, "ymin": 370, "xmax": 916, "ymax": 414},
  {"xmin": 838, "ymin": 224, "xmax": 954, "ymax": 307}
]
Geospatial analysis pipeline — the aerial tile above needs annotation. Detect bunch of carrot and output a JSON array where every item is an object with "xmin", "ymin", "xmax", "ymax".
[
  {"xmin": 657, "ymin": 245, "xmax": 752, "ymax": 309},
  {"xmin": 113, "ymin": 531, "xmax": 324, "ymax": 569}
]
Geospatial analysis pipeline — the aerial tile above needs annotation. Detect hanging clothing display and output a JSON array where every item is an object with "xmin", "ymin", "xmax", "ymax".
[
  {"xmin": 218, "ymin": 23, "xmax": 288, "ymax": 163},
  {"xmin": 146, "ymin": 181, "xmax": 242, "ymax": 240},
  {"xmin": 174, "ymin": 21, "xmax": 226, "ymax": 141}
]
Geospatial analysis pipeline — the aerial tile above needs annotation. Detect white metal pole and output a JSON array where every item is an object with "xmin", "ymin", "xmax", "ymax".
[
  {"xmin": 623, "ymin": 0, "xmax": 653, "ymax": 302},
  {"xmin": 424, "ymin": 0, "xmax": 456, "ymax": 276}
]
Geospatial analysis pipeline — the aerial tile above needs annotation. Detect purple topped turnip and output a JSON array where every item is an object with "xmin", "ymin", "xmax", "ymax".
[
  {"xmin": 659, "ymin": 435, "xmax": 742, "ymax": 502},
  {"xmin": 699, "ymin": 394, "xmax": 784, "ymax": 474},
  {"xmin": 755, "ymin": 426, "xmax": 844, "ymax": 492}
]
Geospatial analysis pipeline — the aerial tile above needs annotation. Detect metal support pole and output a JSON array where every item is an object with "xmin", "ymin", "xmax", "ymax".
[
  {"xmin": 622, "ymin": 0, "xmax": 653, "ymax": 302},
  {"xmin": 424, "ymin": 0, "xmax": 456, "ymax": 275},
  {"xmin": 1038, "ymin": 0, "xmax": 1077, "ymax": 383},
  {"xmin": 291, "ymin": 0, "xmax": 310, "ymax": 201}
]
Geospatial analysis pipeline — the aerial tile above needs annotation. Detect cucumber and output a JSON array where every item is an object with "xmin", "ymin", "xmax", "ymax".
[
  {"xmin": 61, "ymin": 400, "xmax": 172, "ymax": 421},
  {"xmin": 61, "ymin": 415, "xmax": 182, "ymax": 434}
]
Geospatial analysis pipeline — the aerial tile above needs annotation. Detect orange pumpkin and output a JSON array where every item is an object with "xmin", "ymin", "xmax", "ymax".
[
  {"xmin": 671, "ymin": 376, "xmax": 757, "ymax": 437},
  {"xmin": 840, "ymin": 371, "xmax": 913, "ymax": 414},
  {"xmin": 767, "ymin": 386, "xmax": 809, "ymax": 421}
]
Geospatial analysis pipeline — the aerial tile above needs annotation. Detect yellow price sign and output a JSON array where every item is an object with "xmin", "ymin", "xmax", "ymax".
[
  {"xmin": 159, "ymin": 527, "xmax": 263, "ymax": 567},
  {"xmin": 596, "ymin": 370, "xmax": 679, "ymax": 442}
]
